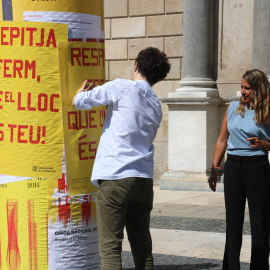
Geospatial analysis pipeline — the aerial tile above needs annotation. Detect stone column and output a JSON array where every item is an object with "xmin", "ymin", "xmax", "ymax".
[
  {"xmin": 160, "ymin": 0, "xmax": 223, "ymax": 191},
  {"xmin": 252, "ymin": 1, "xmax": 270, "ymax": 165},
  {"xmin": 252, "ymin": 0, "xmax": 270, "ymax": 79},
  {"xmin": 171, "ymin": 0, "xmax": 218, "ymax": 98}
]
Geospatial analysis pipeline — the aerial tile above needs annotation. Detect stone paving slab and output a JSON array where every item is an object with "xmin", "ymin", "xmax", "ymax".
[
  {"xmin": 122, "ymin": 229, "xmax": 253, "ymax": 269},
  {"xmin": 152, "ymin": 189, "xmax": 224, "ymax": 206},
  {"xmin": 122, "ymin": 229, "xmax": 251, "ymax": 261},
  {"xmin": 152, "ymin": 204, "xmax": 227, "ymax": 220}
]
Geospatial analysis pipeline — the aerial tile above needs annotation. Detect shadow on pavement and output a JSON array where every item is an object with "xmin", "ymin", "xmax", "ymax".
[
  {"xmin": 122, "ymin": 251, "xmax": 222, "ymax": 270},
  {"xmin": 154, "ymin": 264, "xmax": 219, "ymax": 269},
  {"xmin": 122, "ymin": 251, "xmax": 251, "ymax": 270},
  {"xmin": 122, "ymin": 252, "xmax": 222, "ymax": 270},
  {"xmin": 123, "ymin": 263, "xmax": 219, "ymax": 270}
]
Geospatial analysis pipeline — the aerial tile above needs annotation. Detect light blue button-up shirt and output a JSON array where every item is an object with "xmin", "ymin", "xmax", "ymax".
[{"xmin": 75, "ymin": 79, "xmax": 162, "ymax": 187}]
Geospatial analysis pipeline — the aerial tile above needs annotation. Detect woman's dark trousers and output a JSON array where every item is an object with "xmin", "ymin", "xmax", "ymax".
[{"xmin": 222, "ymin": 154, "xmax": 270, "ymax": 270}]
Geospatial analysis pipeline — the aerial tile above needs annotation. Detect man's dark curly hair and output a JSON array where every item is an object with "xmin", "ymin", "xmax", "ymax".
[{"xmin": 135, "ymin": 47, "xmax": 171, "ymax": 86}]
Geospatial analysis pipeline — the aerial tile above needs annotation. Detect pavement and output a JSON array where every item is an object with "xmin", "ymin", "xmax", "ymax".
[{"xmin": 121, "ymin": 185, "xmax": 254, "ymax": 270}]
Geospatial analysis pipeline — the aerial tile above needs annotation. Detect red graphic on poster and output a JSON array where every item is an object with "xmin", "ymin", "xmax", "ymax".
[
  {"xmin": 58, "ymin": 173, "xmax": 71, "ymax": 228},
  {"xmin": 81, "ymin": 200, "xmax": 91, "ymax": 227},
  {"xmin": 52, "ymin": 173, "xmax": 97, "ymax": 227},
  {"xmin": 6, "ymin": 200, "xmax": 21, "ymax": 270},
  {"xmin": 28, "ymin": 199, "xmax": 38, "ymax": 270},
  {"xmin": 81, "ymin": 194, "xmax": 97, "ymax": 226}
]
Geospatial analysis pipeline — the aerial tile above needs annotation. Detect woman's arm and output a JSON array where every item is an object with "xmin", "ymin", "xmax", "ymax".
[{"xmin": 208, "ymin": 106, "xmax": 230, "ymax": 192}]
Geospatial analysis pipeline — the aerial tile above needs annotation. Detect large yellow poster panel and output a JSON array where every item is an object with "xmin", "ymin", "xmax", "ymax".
[
  {"xmin": 0, "ymin": 178, "xmax": 48, "ymax": 270},
  {"xmin": 47, "ymin": 175, "xmax": 99, "ymax": 269},
  {"xmin": 0, "ymin": 21, "xmax": 68, "ymax": 179},
  {"xmin": 22, "ymin": 0, "xmax": 103, "ymax": 16},
  {"xmin": 11, "ymin": 0, "xmax": 23, "ymax": 21},
  {"xmin": 59, "ymin": 41, "xmax": 106, "ymax": 196},
  {"xmin": 13, "ymin": 0, "xmax": 105, "ymax": 41}
]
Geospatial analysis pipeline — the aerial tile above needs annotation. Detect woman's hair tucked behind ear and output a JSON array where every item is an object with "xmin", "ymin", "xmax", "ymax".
[
  {"xmin": 237, "ymin": 69, "xmax": 270, "ymax": 124},
  {"xmin": 135, "ymin": 47, "xmax": 171, "ymax": 86}
]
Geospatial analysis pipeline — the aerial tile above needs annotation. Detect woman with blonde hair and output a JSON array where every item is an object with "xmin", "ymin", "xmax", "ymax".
[{"xmin": 208, "ymin": 69, "xmax": 270, "ymax": 269}]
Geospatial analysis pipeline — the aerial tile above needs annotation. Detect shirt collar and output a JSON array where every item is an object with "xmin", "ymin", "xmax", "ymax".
[{"xmin": 133, "ymin": 80, "xmax": 151, "ymax": 90}]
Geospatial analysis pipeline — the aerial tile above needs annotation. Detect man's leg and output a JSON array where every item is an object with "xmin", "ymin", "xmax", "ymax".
[
  {"xmin": 96, "ymin": 180, "xmax": 128, "ymax": 270},
  {"xmin": 125, "ymin": 178, "xmax": 154, "ymax": 270}
]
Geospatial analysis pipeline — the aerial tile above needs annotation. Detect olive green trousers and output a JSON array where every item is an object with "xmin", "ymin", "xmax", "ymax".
[{"xmin": 96, "ymin": 177, "xmax": 154, "ymax": 270}]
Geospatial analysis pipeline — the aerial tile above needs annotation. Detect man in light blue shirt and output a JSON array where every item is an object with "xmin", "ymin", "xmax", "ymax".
[{"xmin": 73, "ymin": 47, "xmax": 170, "ymax": 270}]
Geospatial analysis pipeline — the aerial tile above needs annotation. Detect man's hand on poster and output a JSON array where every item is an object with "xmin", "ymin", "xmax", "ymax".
[{"xmin": 72, "ymin": 80, "xmax": 94, "ymax": 105}]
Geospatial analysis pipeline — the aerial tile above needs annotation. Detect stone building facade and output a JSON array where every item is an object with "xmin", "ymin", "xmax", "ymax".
[
  {"xmin": 104, "ymin": 0, "xmax": 270, "ymax": 190},
  {"xmin": 104, "ymin": 0, "xmax": 184, "ymax": 185}
]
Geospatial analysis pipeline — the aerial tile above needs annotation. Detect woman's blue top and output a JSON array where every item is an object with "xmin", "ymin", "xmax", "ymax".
[{"xmin": 227, "ymin": 101, "xmax": 270, "ymax": 156}]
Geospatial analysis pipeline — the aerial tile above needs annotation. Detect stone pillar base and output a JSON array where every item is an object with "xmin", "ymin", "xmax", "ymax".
[
  {"xmin": 160, "ymin": 170, "xmax": 224, "ymax": 192},
  {"xmin": 160, "ymin": 95, "xmax": 225, "ymax": 192},
  {"xmin": 171, "ymin": 78, "xmax": 219, "ymax": 98},
  {"xmin": 169, "ymin": 89, "xmax": 219, "ymax": 98}
]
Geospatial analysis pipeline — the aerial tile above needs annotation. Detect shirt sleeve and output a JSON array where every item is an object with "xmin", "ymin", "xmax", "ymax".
[{"xmin": 75, "ymin": 79, "xmax": 123, "ymax": 110}]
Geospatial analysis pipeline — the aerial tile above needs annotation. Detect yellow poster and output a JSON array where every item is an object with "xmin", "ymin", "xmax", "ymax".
[
  {"xmin": 12, "ymin": 0, "xmax": 24, "ymax": 21},
  {"xmin": 59, "ymin": 41, "xmax": 106, "ymax": 196},
  {"xmin": 12, "ymin": 0, "xmax": 105, "ymax": 41},
  {"xmin": 0, "ymin": 21, "xmax": 68, "ymax": 178},
  {"xmin": 0, "ymin": 178, "xmax": 48, "ymax": 270},
  {"xmin": 22, "ymin": 0, "xmax": 103, "ymax": 16}
]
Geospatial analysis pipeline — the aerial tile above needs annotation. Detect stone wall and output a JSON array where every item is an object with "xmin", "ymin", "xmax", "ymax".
[
  {"xmin": 104, "ymin": 0, "xmax": 184, "ymax": 184},
  {"xmin": 217, "ymin": 0, "xmax": 253, "ymax": 98}
]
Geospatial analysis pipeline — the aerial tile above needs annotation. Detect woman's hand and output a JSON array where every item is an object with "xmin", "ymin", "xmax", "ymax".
[
  {"xmin": 72, "ymin": 80, "xmax": 94, "ymax": 106},
  {"xmin": 246, "ymin": 137, "xmax": 263, "ymax": 148},
  {"xmin": 208, "ymin": 168, "xmax": 220, "ymax": 192}
]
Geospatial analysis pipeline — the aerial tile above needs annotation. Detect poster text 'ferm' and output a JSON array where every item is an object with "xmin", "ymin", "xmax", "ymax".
[{"xmin": 0, "ymin": 59, "xmax": 40, "ymax": 82}]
